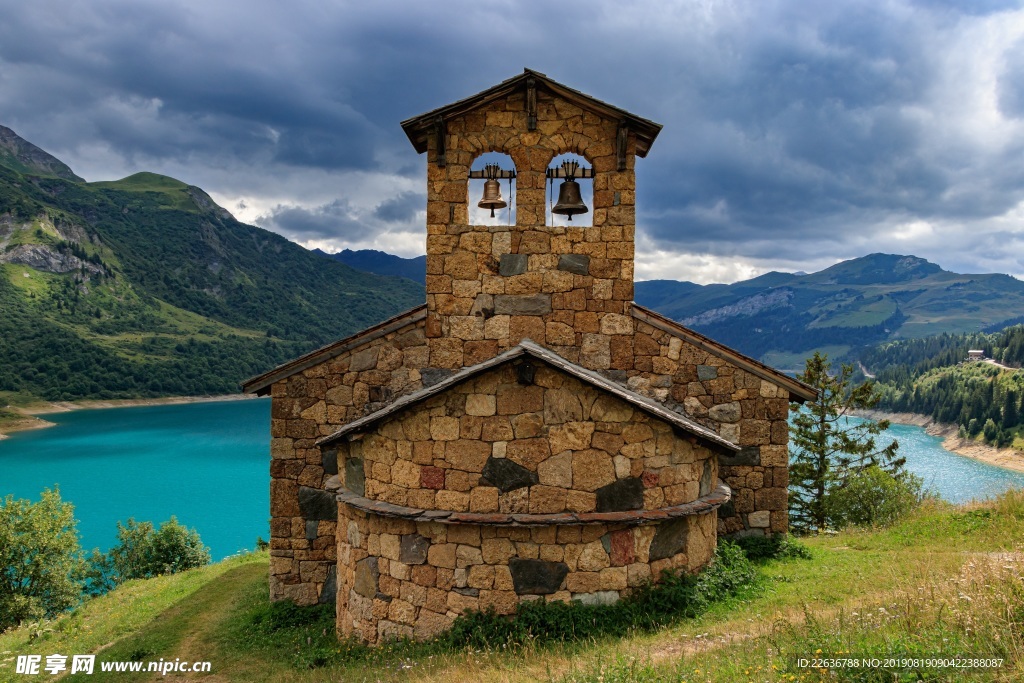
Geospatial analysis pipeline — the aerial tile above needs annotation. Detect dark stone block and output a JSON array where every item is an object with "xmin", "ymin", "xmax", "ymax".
[
  {"xmin": 453, "ymin": 587, "xmax": 480, "ymax": 597},
  {"xmin": 421, "ymin": 368, "xmax": 454, "ymax": 387},
  {"xmin": 717, "ymin": 500, "xmax": 736, "ymax": 519},
  {"xmin": 368, "ymin": 385, "xmax": 391, "ymax": 402},
  {"xmin": 499, "ymin": 253, "xmax": 529, "ymax": 276},
  {"xmin": 509, "ymin": 558, "xmax": 569, "ymax": 595},
  {"xmin": 700, "ymin": 460, "xmax": 713, "ymax": 497},
  {"xmin": 305, "ymin": 519, "xmax": 320, "ymax": 541},
  {"xmin": 595, "ymin": 478, "xmax": 644, "ymax": 513},
  {"xmin": 557, "ymin": 253, "xmax": 590, "ymax": 275},
  {"xmin": 298, "ymin": 486, "xmax": 336, "ymax": 521},
  {"xmin": 719, "ymin": 447, "xmax": 760, "ymax": 467},
  {"xmin": 345, "ymin": 457, "xmax": 365, "ymax": 496},
  {"xmin": 493, "ymin": 294, "xmax": 552, "ymax": 316},
  {"xmin": 319, "ymin": 565, "xmax": 337, "ymax": 605},
  {"xmin": 697, "ymin": 365, "xmax": 718, "ymax": 381},
  {"xmin": 321, "ymin": 448, "xmax": 338, "ymax": 476},
  {"xmin": 481, "ymin": 456, "xmax": 538, "ymax": 493},
  {"xmin": 353, "ymin": 557, "xmax": 379, "ymax": 598},
  {"xmin": 604, "ymin": 369, "xmax": 629, "ymax": 382},
  {"xmin": 649, "ymin": 518, "xmax": 689, "ymax": 561},
  {"xmin": 399, "ymin": 534, "xmax": 430, "ymax": 565}
]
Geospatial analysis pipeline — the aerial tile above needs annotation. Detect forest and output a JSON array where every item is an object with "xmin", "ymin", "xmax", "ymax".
[{"xmin": 863, "ymin": 326, "xmax": 1024, "ymax": 447}]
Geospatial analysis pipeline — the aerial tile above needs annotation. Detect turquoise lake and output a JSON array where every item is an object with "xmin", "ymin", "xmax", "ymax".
[
  {"xmin": 2, "ymin": 399, "xmax": 1024, "ymax": 560},
  {"xmin": 0, "ymin": 399, "xmax": 270, "ymax": 561}
]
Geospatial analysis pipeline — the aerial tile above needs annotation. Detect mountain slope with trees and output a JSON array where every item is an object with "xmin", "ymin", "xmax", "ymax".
[
  {"xmin": 865, "ymin": 325, "xmax": 1024, "ymax": 447},
  {"xmin": 0, "ymin": 127, "xmax": 424, "ymax": 401}
]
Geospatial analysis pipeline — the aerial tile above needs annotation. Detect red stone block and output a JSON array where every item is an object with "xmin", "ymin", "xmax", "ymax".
[
  {"xmin": 609, "ymin": 529, "xmax": 634, "ymax": 566},
  {"xmin": 420, "ymin": 466, "xmax": 445, "ymax": 490}
]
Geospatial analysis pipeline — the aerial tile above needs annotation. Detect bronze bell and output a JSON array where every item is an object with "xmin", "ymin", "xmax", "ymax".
[
  {"xmin": 552, "ymin": 179, "xmax": 588, "ymax": 220},
  {"xmin": 478, "ymin": 178, "xmax": 507, "ymax": 217}
]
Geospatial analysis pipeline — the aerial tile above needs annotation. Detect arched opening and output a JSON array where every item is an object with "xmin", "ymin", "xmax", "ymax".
[
  {"xmin": 469, "ymin": 152, "xmax": 517, "ymax": 226},
  {"xmin": 546, "ymin": 152, "xmax": 593, "ymax": 227}
]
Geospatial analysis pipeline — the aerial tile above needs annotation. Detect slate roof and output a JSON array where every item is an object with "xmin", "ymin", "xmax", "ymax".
[
  {"xmin": 316, "ymin": 339, "xmax": 739, "ymax": 452},
  {"xmin": 400, "ymin": 68, "xmax": 663, "ymax": 158}
]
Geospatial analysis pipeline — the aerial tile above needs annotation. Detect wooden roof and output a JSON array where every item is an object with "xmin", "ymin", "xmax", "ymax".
[
  {"xmin": 317, "ymin": 339, "xmax": 738, "ymax": 452},
  {"xmin": 400, "ymin": 68, "xmax": 663, "ymax": 158}
]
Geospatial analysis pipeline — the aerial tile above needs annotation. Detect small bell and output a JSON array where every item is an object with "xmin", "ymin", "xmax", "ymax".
[
  {"xmin": 552, "ymin": 179, "xmax": 588, "ymax": 220},
  {"xmin": 477, "ymin": 178, "xmax": 507, "ymax": 217}
]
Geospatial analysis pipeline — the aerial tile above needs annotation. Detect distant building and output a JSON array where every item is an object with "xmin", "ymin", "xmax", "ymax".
[{"xmin": 968, "ymin": 350, "xmax": 985, "ymax": 361}]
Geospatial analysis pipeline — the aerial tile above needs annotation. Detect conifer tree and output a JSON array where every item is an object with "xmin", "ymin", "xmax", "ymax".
[{"xmin": 789, "ymin": 352, "xmax": 904, "ymax": 533}]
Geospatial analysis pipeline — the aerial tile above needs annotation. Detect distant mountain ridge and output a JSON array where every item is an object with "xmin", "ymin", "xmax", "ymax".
[
  {"xmin": 306, "ymin": 245, "xmax": 1024, "ymax": 375},
  {"xmin": 0, "ymin": 126, "xmax": 423, "ymax": 401},
  {"xmin": 314, "ymin": 248, "xmax": 426, "ymax": 284},
  {"xmin": 635, "ymin": 253, "xmax": 1024, "ymax": 373}
]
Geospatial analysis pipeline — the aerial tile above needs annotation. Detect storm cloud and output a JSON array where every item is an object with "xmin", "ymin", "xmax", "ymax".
[{"xmin": 2, "ymin": 0, "xmax": 1024, "ymax": 282}]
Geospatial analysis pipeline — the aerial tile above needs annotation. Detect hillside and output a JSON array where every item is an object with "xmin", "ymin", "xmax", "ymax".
[
  {"xmin": 0, "ymin": 128, "xmax": 424, "ymax": 401},
  {"xmin": 2, "ymin": 495, "xmax": 1022, "ymax": 681},
  {"xmin": 866, "ymin": 325, "xmax": 1024, "ymax": 448},
  {"xmin": 635, "ymin": 253, "xmax": 1024, "ymax": 373}
]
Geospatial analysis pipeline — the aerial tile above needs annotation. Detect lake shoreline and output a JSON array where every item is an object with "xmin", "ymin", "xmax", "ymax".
[
  {"xmin": 855, "ymin": 409, "xmax": 1024, "ymax": 474},
  {"xmin": 0, "ymin": 394, "xmax": 258, "ymax": 440}
]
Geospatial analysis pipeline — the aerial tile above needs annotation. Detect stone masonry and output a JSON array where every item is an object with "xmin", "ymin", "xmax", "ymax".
[{"xmin": 243, "ymin": 70, "xmax": 815, "ymax": 636}]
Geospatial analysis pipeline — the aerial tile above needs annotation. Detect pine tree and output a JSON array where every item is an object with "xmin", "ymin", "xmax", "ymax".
[{"xmin": 789, "ymin": 352, "xmax": 904, "ymax": 533}]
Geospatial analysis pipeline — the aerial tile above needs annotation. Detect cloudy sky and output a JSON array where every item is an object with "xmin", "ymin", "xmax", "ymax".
[{"xmin": 2, "ymin": 0, "xmax": 1024, "ymax": 283}]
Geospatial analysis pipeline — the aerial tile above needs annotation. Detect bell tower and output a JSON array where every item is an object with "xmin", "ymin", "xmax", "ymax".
[{"xmin": 401, "ymin": 69, "xmax": 662, "ymax": 373}]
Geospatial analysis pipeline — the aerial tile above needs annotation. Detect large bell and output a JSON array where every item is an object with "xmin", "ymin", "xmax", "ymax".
[
  {"xmin": 478, "ymin": 178, "xmax": 507, "ymax": 217},
  {"xmin": 552, "ymin": 179, "xmax": 588, "ymax": 221}
]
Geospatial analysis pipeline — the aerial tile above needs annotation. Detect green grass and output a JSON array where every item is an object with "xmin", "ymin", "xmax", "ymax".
[{"xmin": 3, "ymin": 496, "xmax": 1024, "ymax": 682}]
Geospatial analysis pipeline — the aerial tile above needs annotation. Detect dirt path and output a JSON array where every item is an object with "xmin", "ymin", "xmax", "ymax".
[{"xmin": 79, "ymin": 563, "xmax": 267, "ymax": 683}]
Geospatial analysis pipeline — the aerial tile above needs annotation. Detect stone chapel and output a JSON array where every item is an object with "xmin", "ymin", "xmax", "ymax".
[{"xmin": 243, "ymin": 69, "xmax": 815, "ymax": 643}]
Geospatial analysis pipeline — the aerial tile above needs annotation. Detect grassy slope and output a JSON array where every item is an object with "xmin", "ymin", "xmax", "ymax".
[{"xmin": 2, "ymin": 495, "xmax": 1022, "ymax": 683}]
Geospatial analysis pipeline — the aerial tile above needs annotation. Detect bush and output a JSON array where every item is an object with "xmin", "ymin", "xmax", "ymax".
[
  {"xmin": 826, "ymin": 465, "xmax": 925, "ymax": 528},
  {"xmin": 89, "ymin": 517, "xmax": 210, "ymax": 593},
  {"xmin": 734, "ymin": 534, "xmax": 812, "ymax": 561},
  {"xmin": 0, "ymin": 488, "xmax": 84, "ymax": 629}
]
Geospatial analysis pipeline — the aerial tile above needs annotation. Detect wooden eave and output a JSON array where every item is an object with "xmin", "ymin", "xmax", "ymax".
[
  {"xmin": 400, "ymin": 68, "xmax": 663, "ymax": 158},
  {"xmin": 241, "ymin": 304, "xmax": 427, "ymax": 396},
  {"xmin": 630, "ymin": 303, "xmax": 818, "ymax": 403},
  {"xmin": 317, "ymin": 339, "xmax": 738, "ymax": 452}
]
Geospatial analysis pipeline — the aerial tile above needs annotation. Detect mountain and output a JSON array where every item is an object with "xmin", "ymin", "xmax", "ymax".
[
  {"xmin": 0, "ymin": 125, "xmax": 83, "ymax": 182},
  {"xmin": 314, "ymin": 248, "xmax": 427, "ymax": 284},
  {"xmin": 635, "ymin": 254, "xmax": 1024, "ymax": 373},
  {"xmin": 0, "ymin": 127, "xmax": 424, "ymax": 401}
]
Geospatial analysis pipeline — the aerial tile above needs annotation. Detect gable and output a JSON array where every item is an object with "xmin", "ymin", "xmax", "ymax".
[{"xmin": 400, "ymin": 68, "xmax": 663, "ymax": 158}]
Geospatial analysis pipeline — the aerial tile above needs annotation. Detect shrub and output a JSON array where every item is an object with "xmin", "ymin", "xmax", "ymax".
[
  {"xmin": 734, "ymin": 534, "xmax": 812, "ymax": 561},
  {"xmin": 89, "ymin": 517, "xmax": 210, "ymax": 592},
  {"xmin": 826, "ymin": 465, "xmax": 924, "ymax": 528},
  {"xmin": 0, "ymin": 488, "xmax": 84, "ymax": 629}
]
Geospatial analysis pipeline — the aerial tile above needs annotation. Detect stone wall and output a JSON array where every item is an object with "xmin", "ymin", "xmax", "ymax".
[
  {"xmin": 337, "ymin": 505, "xmax": 718, "ymax": 644},
  {"xmin": 268, "ymin": 311, "xmax": 429, "ymax": 605},
  {"xmin": 267, "ymin": 307, "xmax": 791, "ymax": 604}
]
